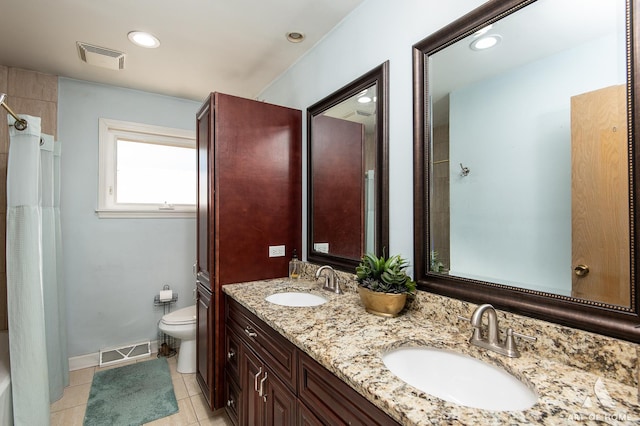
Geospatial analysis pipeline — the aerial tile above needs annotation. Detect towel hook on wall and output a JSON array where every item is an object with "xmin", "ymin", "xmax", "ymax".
[{"xmin": 459, "ymin": 163, "xmax": 470, "ymax": 177}]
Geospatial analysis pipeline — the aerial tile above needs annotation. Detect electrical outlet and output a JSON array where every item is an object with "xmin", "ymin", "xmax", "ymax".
[
  {"xmin": 269, "ymin": 245, "xmax": 286, "ymax": 257},
  {"xmin": 314, "ymin": 242, "xmax": 329, "ymax": 253}
]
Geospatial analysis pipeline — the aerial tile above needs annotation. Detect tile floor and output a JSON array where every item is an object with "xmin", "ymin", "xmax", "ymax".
[{"xmin": 50, "ymin": 354, "xmax": 233, "ymax": 426}]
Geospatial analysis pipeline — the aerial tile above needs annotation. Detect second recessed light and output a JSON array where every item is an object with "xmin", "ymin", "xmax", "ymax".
[
  {"xmin": 128, "ymin": 31, "xmax": 160, "ymax": 48},
  {"xmin": 286, "ymin": 32, "xmax": 305, "ymax": 43}
]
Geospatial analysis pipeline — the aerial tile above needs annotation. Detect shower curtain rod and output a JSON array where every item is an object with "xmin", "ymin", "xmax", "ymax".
[{"xmin": 0, "ymin": 93, "xmax": 28, "ymax": 131}]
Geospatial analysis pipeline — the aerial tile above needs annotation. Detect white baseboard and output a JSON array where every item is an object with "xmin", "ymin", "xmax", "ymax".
[{"xmin": 69, "ymin": 340, "xmax": 160, "ymax": 371}]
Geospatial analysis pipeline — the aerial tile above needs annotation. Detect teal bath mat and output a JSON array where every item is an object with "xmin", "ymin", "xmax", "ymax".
[{"xmin": 83, "ymin": 357, "xmax": 178, "ymax": 426}]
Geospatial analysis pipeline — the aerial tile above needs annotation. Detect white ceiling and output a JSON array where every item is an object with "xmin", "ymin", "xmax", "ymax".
[{"xmin": 0, "ymin": 0, "xmax": 365, "ymax": 102}]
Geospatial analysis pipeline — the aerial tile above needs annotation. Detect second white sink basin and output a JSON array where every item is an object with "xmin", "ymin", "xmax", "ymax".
[
  {"xmin": 382, "ymin": 347, "xmax": 537, "ymax": 411},
  {"xmin": 265, "ymin": 292, "xmax": 328, "ymax": 307}
]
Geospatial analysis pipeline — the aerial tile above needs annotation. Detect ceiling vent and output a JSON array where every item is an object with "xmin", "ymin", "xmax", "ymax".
[
  {"xmin": 77, "ymin": 42, "xmax": 126, "ymax": 70},
  {"xmin": 343, "ymin": 110, "xmax": 373, "ymax": 119}
]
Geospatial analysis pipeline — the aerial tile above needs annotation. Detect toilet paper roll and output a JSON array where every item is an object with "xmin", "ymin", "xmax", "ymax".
[{"xmin": 159, "ymin": 289, "xmax": 173, "ymax": 302}]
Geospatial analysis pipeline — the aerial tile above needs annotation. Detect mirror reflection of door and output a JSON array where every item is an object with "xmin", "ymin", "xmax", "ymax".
[
  {"xmin": 312, "ymin": 114, "xmax": 365, "ymax": 259},
  {"xmin": 571, "ymin": 84, "xmax": 630, "ymax": 306}
]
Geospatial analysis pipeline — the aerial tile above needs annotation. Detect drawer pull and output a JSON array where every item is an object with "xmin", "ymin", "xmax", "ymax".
[
  {"xmin": 259, "ymin": 371, "xmax": 268, "ymax": 397},
  {"xmin": 227, "ymin": 349, "xmax": 235, "ymax": 360},
  {"xmin": 254, "ymin": 367, "xmax": 263, "ymax": 392},
  {"xmin": 244, "ymin": 326, "xmax": 257, "ymax": 338}
]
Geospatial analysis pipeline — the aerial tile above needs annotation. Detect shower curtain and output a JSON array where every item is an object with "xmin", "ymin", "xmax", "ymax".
[{"xmin": 7, "ymin": 115, "xmax": 68, "ymax": 425}]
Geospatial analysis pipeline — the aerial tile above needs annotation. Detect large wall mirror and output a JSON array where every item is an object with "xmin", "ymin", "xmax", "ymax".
[
  {"xmin": 308, "ymin": 62, "xmax": 389, "ymax": 271},
  {"xmin": 413, "ymin": 0, "xmax": 640, "ymax": 341}
]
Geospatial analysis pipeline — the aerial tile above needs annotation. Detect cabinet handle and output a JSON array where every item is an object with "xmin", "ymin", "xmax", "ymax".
[
  {"xmin": 227, "ymin": 349, "xmax": 235, "ymax": 360},
  {"xmin": 259, "ymin": 371, "xmax": 268, "ymax": 398},
  {"xmin": 244, "ymin": 326, "xmax": 257, "ymax": 338},
  {"xmin": 227, "ymin": 398, "xmax": 235, "ymax": 408},
  {"xmin": 254, "ymin": 367, "xmax": 263, "ymax": 392}
]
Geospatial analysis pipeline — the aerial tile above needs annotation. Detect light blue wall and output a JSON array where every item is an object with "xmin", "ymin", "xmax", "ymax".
[
  {"xmin": 58, "ymin": 78, "xmax": 202, "ymax": 357},
  {"xmin": 259, "ymin": 0, "xmax": 486, "ymax": 273}
]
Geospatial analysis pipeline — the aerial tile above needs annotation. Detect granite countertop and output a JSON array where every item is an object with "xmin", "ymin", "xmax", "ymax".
[{"xmin": 222, "ymin": 279, "xmax": 640, "ymax": 425}]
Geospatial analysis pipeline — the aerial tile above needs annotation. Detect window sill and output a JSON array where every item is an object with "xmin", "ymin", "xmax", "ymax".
[{"xmin": 95, "ymin": 209, "xmax": 196, "ymax": 219}]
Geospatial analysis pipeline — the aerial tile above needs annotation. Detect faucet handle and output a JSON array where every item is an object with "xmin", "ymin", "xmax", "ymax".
[
  {"xmin": 510, "ymin": 329, "xmax": 537, "ymax": 342},
  {"xmin": 457, "ymin": 315, "xmax": 470, "ymax": 323},
  {"xmin": 504, "ymin": 328, "xmax": 537, "ymax": 358}
]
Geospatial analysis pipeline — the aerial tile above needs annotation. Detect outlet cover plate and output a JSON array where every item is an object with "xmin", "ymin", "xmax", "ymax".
[{"xmin": 269, "ymin": 245, "xmax": 286, "ymax": 257}]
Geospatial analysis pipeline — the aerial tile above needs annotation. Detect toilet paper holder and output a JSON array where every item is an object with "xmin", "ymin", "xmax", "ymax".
[{"xmin": 154, "ymin": 284, "xmax": 178, "ymax": 306}]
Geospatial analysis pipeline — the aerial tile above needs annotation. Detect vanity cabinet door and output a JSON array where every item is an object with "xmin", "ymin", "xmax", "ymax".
[
  {"xmin": 241, "ymin": 343, "xmax": 296, "ymax": 426},
  {"xmin": 297, "ymin": 400, "xmax": 325, "ymax": 426},
  {"xmin": 241, "ymin": 346, "xmax": 265, "ymax": 426},
  {"xmin": 263, "ymin": 364, "xmax": 297, "ymax": 426}
]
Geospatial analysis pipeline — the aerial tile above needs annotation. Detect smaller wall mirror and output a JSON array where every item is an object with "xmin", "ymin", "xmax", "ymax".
[{"xmin": 307, "ymin": 61, "xmax": 389, "ymax": 271}]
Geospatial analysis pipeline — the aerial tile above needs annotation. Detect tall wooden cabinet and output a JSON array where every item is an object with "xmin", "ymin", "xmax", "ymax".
[{"xmin": 195, "ymin": 92, "xmax": 302, "ymax": 409}]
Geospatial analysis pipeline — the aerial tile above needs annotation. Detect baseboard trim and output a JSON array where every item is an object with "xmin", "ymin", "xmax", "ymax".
[{"xmin": 69, "ymin": 340, "xmax": 160, "ymax": 371}]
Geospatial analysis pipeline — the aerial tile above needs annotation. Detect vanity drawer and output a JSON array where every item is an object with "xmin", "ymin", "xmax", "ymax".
[
  {"xmin": 224, "ymin": 372, "xmax": 242, "ymax": 426},
  {"xmin": 225, "ymin": 326, "xmax": 241, "ymax": 383},
  {"xmin": 226, "ymin": 297, "xmax": 297, "ymax": 391}
]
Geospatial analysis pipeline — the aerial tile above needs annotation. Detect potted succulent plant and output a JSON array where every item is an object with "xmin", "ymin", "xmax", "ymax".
[{"xmin": 355, "ymin": 252, "xmax": 416, "ymax": 317}]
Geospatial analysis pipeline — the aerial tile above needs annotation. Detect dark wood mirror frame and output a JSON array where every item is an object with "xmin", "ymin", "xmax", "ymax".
[
  {"xmin": 307, "ymin": 61, "xmax": 389, "ymax": 272},
  {"xmin": 413, "ymin": 0, "xmax": 640, "ymax": 342}
]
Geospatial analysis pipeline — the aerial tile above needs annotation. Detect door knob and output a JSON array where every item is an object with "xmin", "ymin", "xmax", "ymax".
[{"xmin": 574, "ymin": 264, "xmax": 590, "ymax": 277}]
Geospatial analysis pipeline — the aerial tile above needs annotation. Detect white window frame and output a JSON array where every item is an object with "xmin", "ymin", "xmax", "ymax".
[{"xmin": 97, "ymin": 118, "xmax": 197, "ymax": 218}]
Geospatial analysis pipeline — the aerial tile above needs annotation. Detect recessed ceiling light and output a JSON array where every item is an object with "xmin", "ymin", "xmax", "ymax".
[
  {"xmin": 128, "ymin": 31, "xmax": 160, "ymax": 48},
  {"xmin": 286, "ymin": 32, "xmax": 305, "ymax": 43},
  {"xmin": 473, "ymin": 24, "xmax": 493, "ymax": 37},
  {"xmin": 357, "ymin": 96, "xmax": 372, "ymax": 104},
  {"xmin": 470, "ymin": 34, "xmax": 502, "ymax": 51}
]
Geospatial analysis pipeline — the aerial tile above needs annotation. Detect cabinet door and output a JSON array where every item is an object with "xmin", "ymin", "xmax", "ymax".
[
  {"xmin": 242, "ymin": 346, "xmax": 264, "ymax": 426},
  {"xmin": 264, "ymin": 371, "xmax": 297, "ymax": 426},
  {"xmin": 196, "ymin": 98, "xmax": 213, "ymax": 291},
  {"xmin": 196, "ymin": 284, "xmax": 215, "ymax": 407},
  {"xmin": 297, "ymin": 401, "xmax": 325, "ymax": 426}
]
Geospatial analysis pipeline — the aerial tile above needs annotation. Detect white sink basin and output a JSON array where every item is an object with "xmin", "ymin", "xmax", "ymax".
[
  {"xmin": 265, "ymin": 292, "xmax": 328, "ymax": 307},
  {"xmin": 382, "ymin": 347, "xmax": 537, "ymax": 411}
]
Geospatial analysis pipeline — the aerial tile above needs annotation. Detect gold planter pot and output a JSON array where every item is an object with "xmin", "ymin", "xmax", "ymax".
[{"xmin": 357, "ymin": 286, "xmax": 407, "ymax": 317}]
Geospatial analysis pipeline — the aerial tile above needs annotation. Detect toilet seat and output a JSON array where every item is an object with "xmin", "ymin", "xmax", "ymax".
[{"xmin": 161, "ymin": 305, "xmax": 196, "ymax": 325}]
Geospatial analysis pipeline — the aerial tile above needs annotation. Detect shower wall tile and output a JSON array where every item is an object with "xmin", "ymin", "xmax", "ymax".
[
  {"xmin": 10, "ymin": 98, "xmax": 57, "ymax": 138},
  {"xmin": 0, "ymin": 65, "xmax": 8, "ymax": 157},
  {"xmin": 8, "ymin": 67, "xmax": 58, "ymax": 103},
  {"xmin": 0, "ymin": 154, "xmax": 5, "ymax": 213},
  {"xmin": 0, "ymin": 65, "xmax": 7, "ymax": 93},
  {"xmin": 0, "ymin": 65, "xmax": 57, "ymax": 331}
]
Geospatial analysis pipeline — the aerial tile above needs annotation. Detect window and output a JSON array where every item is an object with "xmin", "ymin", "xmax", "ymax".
[{"xmin": 98, "ymin": 118, "xmax": 196, "ymax": 218}]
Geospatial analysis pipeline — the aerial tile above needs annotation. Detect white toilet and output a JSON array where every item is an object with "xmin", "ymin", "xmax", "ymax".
[{"xmin": 159, "ymin": 305, "xmax": 197, "ymax": 373}]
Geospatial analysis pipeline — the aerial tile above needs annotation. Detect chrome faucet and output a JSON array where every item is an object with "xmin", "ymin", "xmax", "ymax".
[
  {"xmin": 315, "ymin": 265, "xmax": 342, "ymax": 294},
  {"xmin": 461, "ymin": 304, "xmax": 536, "ymax": 358}
]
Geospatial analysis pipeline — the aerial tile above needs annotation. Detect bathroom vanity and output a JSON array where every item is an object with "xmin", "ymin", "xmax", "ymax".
[
  {"xmin": 223, "ymin": 277, "xmax": 640, "ymax": 425},
  {"xmin": 225, "ymin": 295, "xmax": 398, "ymax": 425}
]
